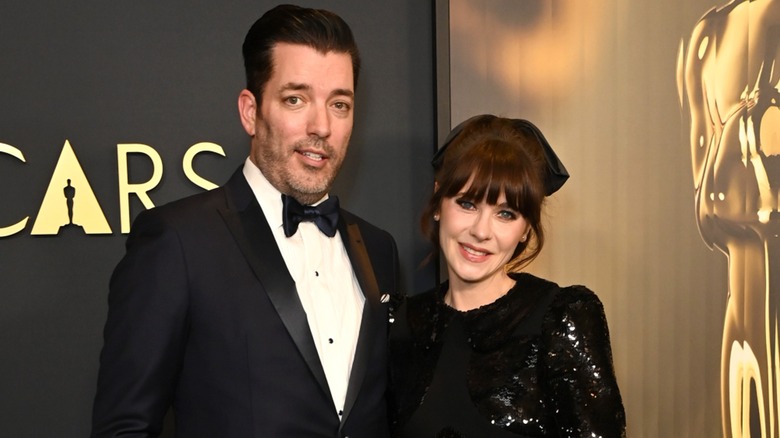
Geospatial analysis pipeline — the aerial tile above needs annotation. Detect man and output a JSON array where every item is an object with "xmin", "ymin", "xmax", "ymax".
[{"xmin": 91, "ymin": 5, "xmax": 400, "ymax": 437}]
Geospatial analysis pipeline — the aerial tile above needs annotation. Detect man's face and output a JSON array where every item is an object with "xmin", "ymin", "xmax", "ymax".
[{"xmin": 249, "ymin": 43, "xmax": 354, "ymax": 204}]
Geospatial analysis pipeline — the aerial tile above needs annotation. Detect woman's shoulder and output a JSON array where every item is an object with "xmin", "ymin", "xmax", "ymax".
[
  {"xmin": 390, "ymin": 285, "xmax": 448, "ymax": 345},
  {"xmin": 551, "ymin": 283, "xmax": 604, "ymax": 310},
  {"xmin": 513, "ymin": 272, "xmax": 601, "ymax": 305},
  {"xmin": 404, "ymin": 284, "xmax": 443, "ymax": 311},
  {"xmin": 542, "ymin": 282, "xmax": 610, "ymax": 339},
  {"xmin": 512, "ymin": 273, "xmax": 606, "ymax": 327}
]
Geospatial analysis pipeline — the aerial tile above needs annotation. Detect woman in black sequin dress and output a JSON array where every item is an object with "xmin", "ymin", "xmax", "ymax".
[{"xmin": 389, "ymin": 115, "xmax": 626, "ymax": 437}]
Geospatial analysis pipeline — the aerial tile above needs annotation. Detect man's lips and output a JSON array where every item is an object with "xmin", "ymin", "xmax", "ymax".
[{"xmin": 296, "ymin": 149, "xmax": 328, "ymax": 166}]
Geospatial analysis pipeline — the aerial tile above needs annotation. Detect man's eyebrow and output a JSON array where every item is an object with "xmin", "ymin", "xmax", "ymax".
[
  {"xmin": 279, "ymin": 82, "xmax": 311, "ymax": 92},
  {"xmin": 278, "ymin": 83, "xmax": 354, "ymax": 99},
  {"xmin": 331, "ymin": 88, "xmax": 354, "ymax": 99}
]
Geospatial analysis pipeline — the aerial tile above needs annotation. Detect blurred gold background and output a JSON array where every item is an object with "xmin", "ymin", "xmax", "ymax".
[{"xmin": 440, "ymin": 0, "xmax": 780, "ymax": 436}]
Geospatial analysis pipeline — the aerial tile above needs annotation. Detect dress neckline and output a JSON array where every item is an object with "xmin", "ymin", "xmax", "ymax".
[
  {"xmin": 437, "ymin": 273, "xmax": 526, "ymax": 316},
  {"xmin": 431, "ymin": 272, "xmax": 559, "ymax": 352}
]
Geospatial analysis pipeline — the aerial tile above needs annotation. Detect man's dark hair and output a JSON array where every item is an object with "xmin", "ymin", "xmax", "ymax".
[{"xmin": 242, "ymin": 4, "xmax": 361, "ymax": 104}]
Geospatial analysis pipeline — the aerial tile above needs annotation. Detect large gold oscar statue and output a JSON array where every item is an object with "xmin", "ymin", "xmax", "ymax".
[{"xmin": 678, "ymin": 1, "xmax": 780, "ymax": 436}]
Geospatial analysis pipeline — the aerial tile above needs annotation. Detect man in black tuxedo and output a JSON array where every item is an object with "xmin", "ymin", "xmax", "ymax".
[{"xmin": 91, "ymin": 5, "xmax": 400, "ymax": 437}]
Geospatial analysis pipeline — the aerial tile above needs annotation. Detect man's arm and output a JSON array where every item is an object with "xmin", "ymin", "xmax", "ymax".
[{"xmin": 91, "ymin": 210, "xmax": 190, "ymax": 437}]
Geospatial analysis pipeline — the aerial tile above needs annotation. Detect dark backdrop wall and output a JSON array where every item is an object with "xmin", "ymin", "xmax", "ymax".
[{"xmin": 0, "ymin": 1, "xmax": 435, "ymax": 436}]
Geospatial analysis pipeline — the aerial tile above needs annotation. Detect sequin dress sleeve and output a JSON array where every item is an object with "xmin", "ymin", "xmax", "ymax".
[{"xmin": 541, "ymin": 285, "xmax": 626, "ymax": 437}]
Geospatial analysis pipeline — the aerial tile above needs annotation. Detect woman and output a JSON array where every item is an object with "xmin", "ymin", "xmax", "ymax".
[{"xmin": 389, "ymin": 115, "xmax": 626, "ymax": 437}]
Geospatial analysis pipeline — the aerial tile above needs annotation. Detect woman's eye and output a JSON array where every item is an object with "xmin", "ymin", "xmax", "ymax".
[
  {"xmin": 455, "ymin": 199, "xmax": 475, "ymax": 210},
  {"xmin": 498, "ymin": 210, "xmax": 517, "ymax": 220}
]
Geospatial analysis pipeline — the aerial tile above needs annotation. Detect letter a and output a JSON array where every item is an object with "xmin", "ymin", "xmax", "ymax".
[{"xmin": 31, "ymin": 140, "xmax": 112, "ymax": 235}]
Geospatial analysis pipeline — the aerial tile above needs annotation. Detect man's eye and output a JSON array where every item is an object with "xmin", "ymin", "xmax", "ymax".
[
  {"xmin": 333, "ymin": 101, "xmax": 351, "ymax": 111},
  {"xmin": 285, "ymin": 96, "xmax": 301, "ymax": 105}
]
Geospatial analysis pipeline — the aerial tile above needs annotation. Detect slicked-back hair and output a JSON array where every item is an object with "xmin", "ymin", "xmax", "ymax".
[{"xmin": 242, "ymin": 4, "xmax": 361, "ymax": 105}]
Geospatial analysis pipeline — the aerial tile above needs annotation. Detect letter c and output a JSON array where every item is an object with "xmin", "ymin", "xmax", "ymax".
[{"xmin": 0, "ymin": 143, "xmax": 29, "ymax": 237}]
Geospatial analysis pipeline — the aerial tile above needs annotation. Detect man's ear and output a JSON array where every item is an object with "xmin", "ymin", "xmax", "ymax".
[{"xmin": 238, "ymin": 89, "xmax": 257, "ymax": 136}]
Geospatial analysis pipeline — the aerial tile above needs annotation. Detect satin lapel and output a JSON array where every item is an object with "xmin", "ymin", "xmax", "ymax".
[
  {"xmin": 217, "ymin": 176, "xmax": 331, "ymax": 400},
  {"xmin": 339, "ymin": 220, "xmax": 383, "ymax": 425}
]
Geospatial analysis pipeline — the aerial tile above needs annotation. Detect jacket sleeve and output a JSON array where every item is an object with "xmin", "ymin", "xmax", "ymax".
[
  {"xmin": 542, "ymin": 286, "xmax": 626, "ymax": 438},
  {"xmin": 91, "ymin": 209, "xmax": 190, "ymax": 437}
]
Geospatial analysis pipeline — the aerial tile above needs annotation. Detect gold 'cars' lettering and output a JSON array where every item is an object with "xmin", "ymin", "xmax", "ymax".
[{"xmin": 0, "ymin": 140, "xmax": 225, "ymax": 238}]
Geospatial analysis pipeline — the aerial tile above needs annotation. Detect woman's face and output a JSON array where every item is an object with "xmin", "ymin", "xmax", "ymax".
[{"xmin": 438, "ymin": 184, "xmax": 529, "ymax": 290}]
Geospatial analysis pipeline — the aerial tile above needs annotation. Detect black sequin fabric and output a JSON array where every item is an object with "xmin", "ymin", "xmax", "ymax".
[{"xmin": 389, "ymin": 273, "xmax": 626, "ymax": 437}]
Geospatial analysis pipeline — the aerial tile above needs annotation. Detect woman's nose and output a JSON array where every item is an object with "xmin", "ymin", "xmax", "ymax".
[{"xmin": 469, "ymin": 211, "xmax": 492, "ymax": 241}]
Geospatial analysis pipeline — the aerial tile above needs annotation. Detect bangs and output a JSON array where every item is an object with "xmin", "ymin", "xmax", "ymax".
[
  {"xmin": 424, "ymin": 114, "xmax": 551, "ymax": 272},
  {"xmin": 440, "ymin": 139, "xmax": 544, "ymax": 217}
]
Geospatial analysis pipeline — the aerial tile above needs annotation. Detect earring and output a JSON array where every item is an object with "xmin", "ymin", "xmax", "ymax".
[
  {"xmin": 521, "ymin": 234, "xmax": 528, "ymax": 242},
  {"xmin": 433, "ymin": 214, "xmax": 440, "ymax": 221}
]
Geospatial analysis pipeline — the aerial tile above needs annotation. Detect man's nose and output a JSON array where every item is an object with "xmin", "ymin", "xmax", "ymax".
[{"xmin": 307, "ymin": 104, "xmax": 331, "ymax": 139}]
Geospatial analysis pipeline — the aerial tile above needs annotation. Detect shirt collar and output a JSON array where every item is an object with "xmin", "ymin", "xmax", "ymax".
[{"xmin": 241, "ymin": 157, "xmax": 330, "ymax": 230}]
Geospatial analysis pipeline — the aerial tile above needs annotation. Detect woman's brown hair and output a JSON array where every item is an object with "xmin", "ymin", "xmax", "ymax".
[{"xmin": 422, "ymin": 115, "xmax": 560, "ymax": 272}]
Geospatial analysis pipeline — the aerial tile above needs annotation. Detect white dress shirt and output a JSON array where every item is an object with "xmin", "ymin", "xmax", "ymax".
[{"xmin": 242, "ymin": 158, "xmax": 365, "ymax": 416}]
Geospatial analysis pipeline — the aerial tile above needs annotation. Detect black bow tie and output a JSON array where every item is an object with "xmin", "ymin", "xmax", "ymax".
[{"xmin": 282, "ymin": 194, "xmax": 340, "ymax": 237}]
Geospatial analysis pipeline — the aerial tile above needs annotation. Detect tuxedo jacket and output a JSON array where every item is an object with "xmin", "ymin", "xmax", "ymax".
[{"xmin": 91, "ymin": 169, "xmax": 400, "ymax": 438}]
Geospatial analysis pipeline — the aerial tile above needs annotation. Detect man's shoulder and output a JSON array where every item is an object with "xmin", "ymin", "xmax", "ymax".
[
  {"xmin": 340, "ymin": 208, "xmax": 392, "ymax": 239},
  {"xmin": 129, "ymin": 186, "xmax": 228, "ymax": 236},
  {"xmin": 151, "ymin": 187, "xmax": 226, "ymax": 218},
  {"xmin": 139, "ymin": 168, "xmax": 245, "ymax": 223}
]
